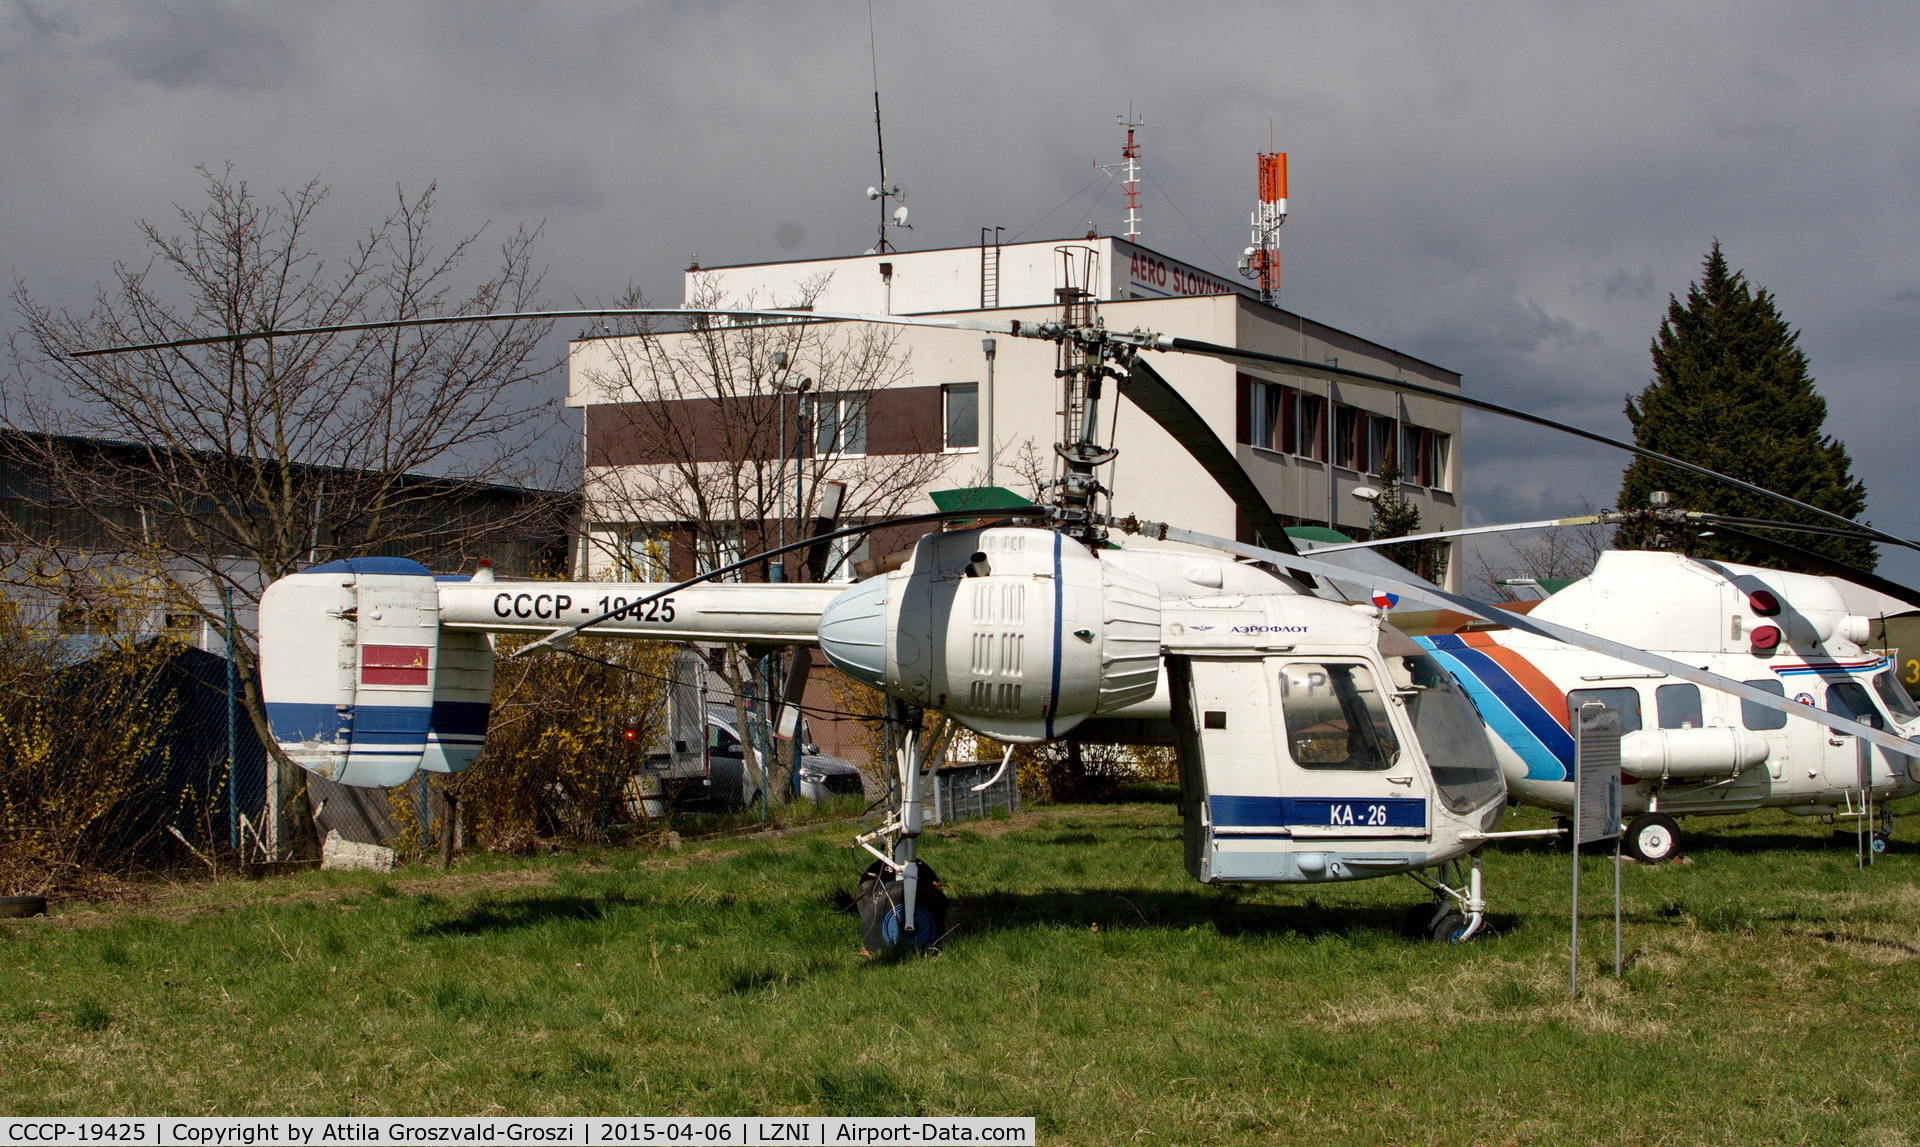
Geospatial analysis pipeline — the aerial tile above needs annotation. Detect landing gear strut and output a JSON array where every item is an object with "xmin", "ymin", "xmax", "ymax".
[
  {"xmin": 1408, "ymin": 854, "xmax": 1486, "ymax": 945},
  {"xmin": 851, "ymin": 699, "xmax": 949, "ymax": 954}
]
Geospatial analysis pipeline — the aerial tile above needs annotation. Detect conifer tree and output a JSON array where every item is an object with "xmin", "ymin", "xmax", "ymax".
[
  {"xmin": 1615, "ymin": 241, "xmax": 1873, "ymax": 571},
  {"xmin": 1371, "ymin": 446, "xmax": 1448, "ymax": 583}
]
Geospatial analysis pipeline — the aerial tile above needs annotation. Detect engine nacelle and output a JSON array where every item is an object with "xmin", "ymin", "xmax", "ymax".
[
  {"xmin": 817, "ymin": 526, "xmax": 1161, "ymax": 742},
  {"xmin": 260, "ymin": 557, "xmax": 493, "ymax": 787}
]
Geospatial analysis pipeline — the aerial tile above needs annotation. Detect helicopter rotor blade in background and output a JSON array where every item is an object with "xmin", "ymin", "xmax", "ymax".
[
  {"xmin": 1115, "ymin": 514, "xmax": 1920, "ymax": 760},
  {"xmin": 1312, "ymin": 510, "xmax": 1887, "ymax": 557},
  {"xmin": 1143, "ymin": 335, "xmax": 1920, "ymax": 556},
  {"xmin": 1115, "ymin": 356, "xmax": 1311, "ymax": 578},
  {"xmin": 1303, "ymin": 515, "xmax": 1608, "ymax": 555},
  {"xmin": 69, "ymin": 306, "xmax": 1020, "ymax": 359},
  {"xmin": 1700, "ymin": 524, "xmax": 1920, "ymax": 611}
]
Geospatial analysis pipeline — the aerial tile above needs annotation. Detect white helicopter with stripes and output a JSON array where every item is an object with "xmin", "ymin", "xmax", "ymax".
[
  {"xmin": 79, "ymin": 291, "xmax": 1920, "ymax": 951},
  {"xmin": 1311, "ymin": 503, "xmax": 1920, "ymax": 864}
]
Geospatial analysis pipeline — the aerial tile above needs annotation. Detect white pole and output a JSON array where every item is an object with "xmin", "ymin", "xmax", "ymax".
[{"xmin": 982, "ymin": 338, "xmax": 998, "ymax": 484}]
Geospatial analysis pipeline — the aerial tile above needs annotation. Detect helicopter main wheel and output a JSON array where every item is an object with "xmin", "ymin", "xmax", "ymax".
[
  {"xmin": 856, "ymin": 861, "xmax": 948, "ymax": 954},
  {"xmin": 1625, "ymin": 813, "xmax": 1682, "ymax": 863},
  {"xmin": 1430, "ymin": 910, "xmax": 1473, "ymax": 945}
]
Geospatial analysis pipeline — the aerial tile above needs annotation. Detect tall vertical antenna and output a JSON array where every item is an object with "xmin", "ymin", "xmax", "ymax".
[
  {"xmin": 871, "ymin": 92, "xmax": 894, "ymax": 254},
  {"xmin": 862, "ymin": 2, "xmax": 908, "ymax": 254},
  {"xmin": 1240, "ymin": 150, "xmax": 1288, "ymax": 304},
  {"xmin": 1098, "ymin": 108, "xmax": 1146, "ymax": 241}
]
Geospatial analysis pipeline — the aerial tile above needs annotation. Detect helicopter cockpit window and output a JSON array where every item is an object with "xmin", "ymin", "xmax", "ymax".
[
  {"xmin": 1566, "ymin": 689, "xmax": 1643, "ymax": 735},
  {"xmin": 1278, "ymin": 662, "xmax": 1399, "ymax": 771},
  {"xmin": 1741, "ymin": 680, "xmax": 1788, "ymax": 730},
  {"xmin": 1826, "ymin": 680, "xmax": 1885, "ymax": 732},
  {"xmin": 1656, "ymin": 683, "xmax": 1703, "ymax": 730},
  {"xmin": 1872, "ymin": 671, "xmax": 1919, "ymax": 722},
  {"xmin": 1385, "ymin": 651, "xmax": 1504, "ymax": 812}
]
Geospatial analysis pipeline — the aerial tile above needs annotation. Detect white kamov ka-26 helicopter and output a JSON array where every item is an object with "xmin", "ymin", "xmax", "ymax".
[{"xmin": 84, "ymin": 294, "xmax": 1920, "ymax": 952}]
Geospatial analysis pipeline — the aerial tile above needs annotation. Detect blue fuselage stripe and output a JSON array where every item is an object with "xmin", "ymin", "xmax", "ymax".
[
  {"xmin": 1210, "ymin": 794, "xmax": 1426, "ymax": 829},
  {"xmin": 1417, "ymin": 637, "xmax": 1572, "ymax": 781}
]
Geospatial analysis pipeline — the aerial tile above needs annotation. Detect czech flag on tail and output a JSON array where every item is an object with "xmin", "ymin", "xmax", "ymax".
[{"xmin": 1371, "ymin": 591, "xmax": 1400, "ymax": 610}]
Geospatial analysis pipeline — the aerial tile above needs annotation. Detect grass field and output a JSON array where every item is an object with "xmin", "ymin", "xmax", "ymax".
[{"xmin": 5, "ymin": 797, "xmax": 1920, "ymax": 1144}]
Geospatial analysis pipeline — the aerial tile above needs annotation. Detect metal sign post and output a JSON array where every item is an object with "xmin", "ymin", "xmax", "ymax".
[
  {"xmin": 1857, "ymin": 736, "xmax": 1873, "ymax": 870},
  {"xmin": 1572, "ymin": 702, "xmax": 1622, "ymax": 997}
]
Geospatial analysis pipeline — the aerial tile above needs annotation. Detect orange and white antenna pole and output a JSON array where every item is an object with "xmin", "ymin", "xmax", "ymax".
[{"xmin": 1242, "ymin": 151, "xmax": 1288, "ymax": 304}]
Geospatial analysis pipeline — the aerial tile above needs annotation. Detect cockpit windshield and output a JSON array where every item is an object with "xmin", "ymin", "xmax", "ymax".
[
  {"xmin": 1385, "ymin": 648, "xmax": 1505, "ymax": 813},
  {"xmin": 1872, "ymin": 671, "xmax": 1920, "ymax": 723}
]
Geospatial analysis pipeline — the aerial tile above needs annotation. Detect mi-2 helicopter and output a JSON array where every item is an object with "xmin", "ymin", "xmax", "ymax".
[
  {"xmin": 82, "ymin": 287, "xmax": 1920, "ymax": 952},
  {"xmin": 1306, "ymin": 503, "xmax": 1920, "ymax": 863}
]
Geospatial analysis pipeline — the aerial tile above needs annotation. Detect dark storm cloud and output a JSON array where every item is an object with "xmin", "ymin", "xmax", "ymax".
[
  {"xmin": 4, "ymin": 1, "xmax": 1918, "ymax": 576},
  {"xmin": 98, "ymin": 4, "xmax": 293, "ymax": 91}
]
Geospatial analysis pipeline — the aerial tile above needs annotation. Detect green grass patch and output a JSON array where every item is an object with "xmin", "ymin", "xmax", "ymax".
[{"xmin": 3, "ymin": 803, "xmax": 1919, "ymax": 1143}]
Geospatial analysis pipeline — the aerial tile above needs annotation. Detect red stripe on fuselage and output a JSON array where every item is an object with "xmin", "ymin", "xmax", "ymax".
[{"xmin": 1458, "ymin": 632, "xmax": 1569, "ymax": 732}]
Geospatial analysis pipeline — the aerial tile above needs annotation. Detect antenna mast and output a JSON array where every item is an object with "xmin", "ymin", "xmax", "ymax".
[
  {"xmin": 1240, "ymin": 150, "xmax": 1288, "ymax": 304},
  {"xmin": 861, "ymin": 5, "xmax": 908, "ymax": 254},
  {"xmin": 871, "ymin": 92, "xmax": 894, "ymax": 254},
  {"xmin": 1098, "ymin": 109, "xmax": 1146, "ymax": 241}
]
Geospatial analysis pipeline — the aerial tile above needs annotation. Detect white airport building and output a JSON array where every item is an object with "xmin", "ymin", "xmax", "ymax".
[{"xmin": 566, "ymin": 235, "xmax": 1465, "ymax": 589}]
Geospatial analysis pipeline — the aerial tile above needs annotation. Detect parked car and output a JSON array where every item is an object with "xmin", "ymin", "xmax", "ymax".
[{"xmin": 704, "ymin": 707, "xmax": 868, "ymax": 808}]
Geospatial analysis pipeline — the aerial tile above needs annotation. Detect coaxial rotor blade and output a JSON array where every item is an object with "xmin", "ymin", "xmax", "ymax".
[
  {"xmin": 1304, "ymin": 515, "xmax": 1608, "ymax": 554},
  {"xmin": 1114, "ymin": 514, "xmax": 1920, "ymax": 759},
  {"xmin": 1144, "ymin": 335, "xmax": 1917, "ymax": 555},
  {"xmin": 70, "ymin": 307, "xmax": 1019, "ymax": 359},
  {"xmin": 1699, "ymin": 524, "xmax": 1920, "ymax": 611},
  {"xmin": 1115, "ymin": 356, "xmax": 1309, "ymax": 575}
]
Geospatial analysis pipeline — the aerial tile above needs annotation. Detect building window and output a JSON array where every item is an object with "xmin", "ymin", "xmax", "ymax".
[
  {"xmin": 1398, "ymin": 424, "xmax": 1452, "ymax": 489},
  {"xmin": 57, "ymin": 605, "xmax": 117, "ymax": 635},
  {"xmin": 1334, "ymin": 405, "xmax": 1363, "ymax": 471},
  {"xmin": 621, "ymin": 528, "xmax": 672, "ymax": 581},
  {"xmin": 815, "ymin": 394, "xmax": 868, "ymax": 456},
  {"xmin": 943, "ymin": 383, "xmax": 978, "ymax": 451},
  {"xmin": 1295, "ymin": 393, "xmax": 1327, "ymax": 461},
  {"xmin": 694, "ymin": 525, "xmax": 745, "ymax": 583},
  {"xmin": 823, "ymin": 532, "xmax": 870, "ymax": 582},
  {"xmin": 1367, "ymin": 416, "xmax": 1393, "ymax": 476},
  {"xmin": 1249, "ymin": 381, "xmax": 1298, "ymax": 454}
]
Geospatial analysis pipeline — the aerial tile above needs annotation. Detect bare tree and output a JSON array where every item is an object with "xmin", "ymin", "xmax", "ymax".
[
  {"xmin": 573, "ymin": 275, "xmax": 952, "ymax": 798},
  {"xmin": 1465, "ymin": 501, "xmax": 1612, "ymax": 600},
  {"xmin": 5, "ymin": 166, "xmax": 561, "ymax": 851}
]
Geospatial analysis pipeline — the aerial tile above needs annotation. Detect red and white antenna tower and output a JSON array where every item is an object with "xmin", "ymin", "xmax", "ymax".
[
  {"xmin": 1240, "ymin": 151, "xmax": 1287, "ymax": 304},
  {"xmin": 1098, "ymin": 110, "xmax": 1145, "ymax": 241}
]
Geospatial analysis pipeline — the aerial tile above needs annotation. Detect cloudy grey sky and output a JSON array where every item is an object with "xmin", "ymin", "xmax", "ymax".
[{"xmin": 5, "ymin": 2, "xmax": 1918, "ymax": 577}]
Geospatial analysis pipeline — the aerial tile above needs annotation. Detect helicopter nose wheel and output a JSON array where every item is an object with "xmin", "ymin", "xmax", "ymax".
[
  {"xmin": 1625, "ymin": 812, "xmax": 1682, "ymax": 863},
  {"xmin": 857, "ymin": 860, "xmax": 948, "ymax": 954},
  {"xmin": 1407, "ymin": 856, "xmax": 1487, "ymax": 945}
]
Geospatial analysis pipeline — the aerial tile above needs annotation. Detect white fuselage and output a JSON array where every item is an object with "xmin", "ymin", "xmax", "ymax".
[{"xmin": 1412, "ymin": 551, "xmax": 1920, "ymax": 820}]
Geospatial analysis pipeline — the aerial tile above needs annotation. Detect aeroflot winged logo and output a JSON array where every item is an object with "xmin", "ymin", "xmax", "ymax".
[{"xmin": 361, "ymin": 645, "xmax": 430, "ymax": 686}]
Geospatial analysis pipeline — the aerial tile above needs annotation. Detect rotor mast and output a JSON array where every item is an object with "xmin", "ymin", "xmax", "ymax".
[{"xmin": 1049, "ymin": 245, "xmax": 1122, "ymax": 539}]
